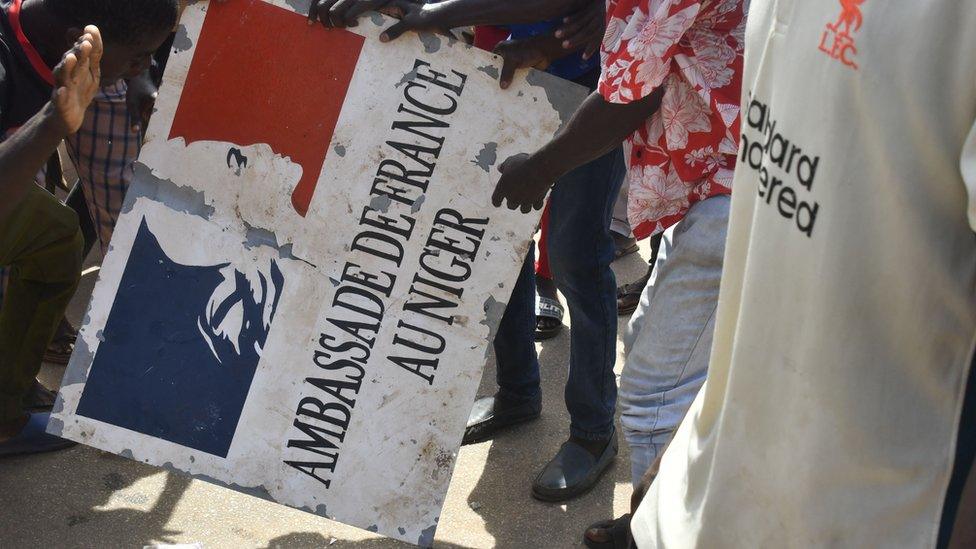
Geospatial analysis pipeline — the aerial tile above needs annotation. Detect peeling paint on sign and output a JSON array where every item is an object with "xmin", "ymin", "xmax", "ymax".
[
  {"xmin": 173, "ymin": 24, "xmax": 193, "ymax": 52},
  {"xmin": 526, "ymin": 70, "xmax": 584, "ymax": 127},
  {"xmin": 193, "ymin": 473, "xmax": 276, "ymax": 502},
  {"xmin": 125, "ymin": 162, "xmax": 214, "ymax": 220},
  {"xmin": 59, "ymin": 336, "xmax": 93, "ymax": 387},
  {"xmin": 418, "ymin": 32, "xmax": 441, "ymax": 53},
  {"xmin": 51, "ymin": 1, "xmax": 585, "ymax": 547},
  {"xmin": 369, "ymin": 194, "xmax": 393, "ymax": 213},
  {"xmin": 476, "ymin": 64, "xmax": 499, "ymax": 79},
  {"xmin": 472, "ymin": 142, "xmax": 498, "ymax": 172},
  {"xmin": 395, "ymin": 67, "xmax": 420, "ymax": 88}
]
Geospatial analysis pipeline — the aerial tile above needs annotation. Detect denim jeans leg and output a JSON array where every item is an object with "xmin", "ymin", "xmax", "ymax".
[
  {"xmin": 619, "ymin": 195, "xmax": 730, "ymax": 486},
  {"xmin": 548, "ymin": 147, "xmax": 626, "ymax": 441},
  {"xmin": 492, "ymin": 247, "xmax": 541, "ymax": 402}
]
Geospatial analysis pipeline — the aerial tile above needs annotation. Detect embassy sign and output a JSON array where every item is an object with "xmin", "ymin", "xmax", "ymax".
[{"xmin": 49, "ymin": 1, "xmax": 584, "ymax": 545}]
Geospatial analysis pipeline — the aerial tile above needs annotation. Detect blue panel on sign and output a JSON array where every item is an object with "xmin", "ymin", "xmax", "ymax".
[{"xmin": 77, "ymin": 218, "xmax": 283, "ymax": 457}]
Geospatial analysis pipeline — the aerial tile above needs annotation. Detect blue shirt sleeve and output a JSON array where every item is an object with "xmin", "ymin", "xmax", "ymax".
[{"xmin": 506, "ymin": 18, "xmax": 599, "ymax": 81}]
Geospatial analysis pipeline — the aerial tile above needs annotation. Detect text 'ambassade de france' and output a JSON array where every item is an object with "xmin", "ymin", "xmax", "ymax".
[{"xmin": 282, "ymin": 58, "xmax": 491, "ymax": 489}]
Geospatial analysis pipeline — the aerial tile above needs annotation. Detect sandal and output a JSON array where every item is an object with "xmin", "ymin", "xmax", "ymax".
[
  {"xmin": 535, "ymin": 295, "xmax": 565, "ymax": 341},
  {"xmin": 618, "ymin": 233, "xmax": 663, "ymax": 316},
  {"xmin": 583, "ymin": 513, "xmax": 633, "ymax": 549},
  {"xmin": 42, "ymin": 319, "xmax": 77, "ymax": 365},
  {"xmin": 617, "ymin": 276, "xmax": 649, "ymax": 317},
  {"xmin": 613, "ymin": 234, "xmax": 639, "ymax": 260}
]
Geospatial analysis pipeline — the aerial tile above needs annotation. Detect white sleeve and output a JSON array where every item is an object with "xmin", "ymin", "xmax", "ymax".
[{"xmin": 962, "ymin": 120, "xmax": 976, "ymax": 232}]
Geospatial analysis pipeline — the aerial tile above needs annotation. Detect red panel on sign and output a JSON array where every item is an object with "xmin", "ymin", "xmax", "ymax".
[{"xmin": 170, "ymin": 0, "xmax": 364, "ymax": 216}]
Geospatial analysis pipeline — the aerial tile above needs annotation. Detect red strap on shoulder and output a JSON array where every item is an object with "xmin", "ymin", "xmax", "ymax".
[{"xmin": 8, "ymin": 0, "xmax": 55, "ymax": 86}]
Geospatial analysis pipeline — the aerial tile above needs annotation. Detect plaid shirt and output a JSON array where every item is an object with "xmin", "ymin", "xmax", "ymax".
[{"xmin": 65, "ymin": 80, "xmax": 142, "ymax": 255}]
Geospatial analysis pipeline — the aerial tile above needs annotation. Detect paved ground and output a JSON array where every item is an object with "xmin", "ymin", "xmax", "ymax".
[{"xmin": 0, "ymin": 238, "xmax": 652, "ymax": 549}]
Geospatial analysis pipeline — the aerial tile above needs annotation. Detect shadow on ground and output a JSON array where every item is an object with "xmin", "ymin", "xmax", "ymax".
[
  {"xmin": 0, "ymin": 446, "xmax": 192, "ymax": 546},
  {"xmin": 0, "ymin": 246, "xmax": 649, "ymax": 548},
  {"xmin": 460, "ymin": 321, "xmax": 633, "ymax": 548}
]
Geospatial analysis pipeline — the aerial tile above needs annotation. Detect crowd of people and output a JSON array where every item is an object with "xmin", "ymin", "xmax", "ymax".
[{"xmin": 1, "ymin": 0, "xmax": 974, "ymax": 547}]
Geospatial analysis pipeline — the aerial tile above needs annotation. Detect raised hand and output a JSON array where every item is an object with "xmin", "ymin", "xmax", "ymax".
[{"xmin": 51, "ymin": 25, "xmax": 103, "ymax": 135}]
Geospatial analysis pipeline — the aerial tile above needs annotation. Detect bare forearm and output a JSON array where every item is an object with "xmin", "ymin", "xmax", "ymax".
[
  {"xmin": 423, "ymin": 0, "xmax": 589, "ymax": 29},
  {"xmin": 490, "ymin": 86, "xmax": 662, "ymax": 209},
  {"xmin": 0, "ymin": 103, "xmax": 69, "ymax": 221},
  {"xmin": 533, "ymin": 88, "xmax": 663, "ymax": 182}
]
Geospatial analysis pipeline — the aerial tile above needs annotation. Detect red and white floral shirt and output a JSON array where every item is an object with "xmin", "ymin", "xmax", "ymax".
[{"xmin": 600, "ymin": 0, "xmax": 747, "ymax": 239}]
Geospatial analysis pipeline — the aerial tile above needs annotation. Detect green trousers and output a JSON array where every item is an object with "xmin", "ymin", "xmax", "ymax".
[{"xmin": 0, "ymin": 185, "xmax": 83, "ymax": 422}]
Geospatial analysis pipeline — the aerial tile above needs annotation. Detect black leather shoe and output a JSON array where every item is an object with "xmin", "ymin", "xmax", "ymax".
[
  {"xmin": 22, "ymin": 380, "xmax": 57, "ymax": 412},
  {"xmin": 532, "ymin": 430, "xmax": 618, "ymax": 502},
  {"xmin": 462, "ymin": 394, "xmax": 542, "ymax": 445}
]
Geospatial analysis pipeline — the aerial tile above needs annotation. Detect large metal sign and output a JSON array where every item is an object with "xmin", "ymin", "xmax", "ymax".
[{"xmin": 49, "ymin": 0, "xmax": 584, "ymax": 545}]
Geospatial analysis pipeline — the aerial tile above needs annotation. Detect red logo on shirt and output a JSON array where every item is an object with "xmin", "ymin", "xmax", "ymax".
[{"xmin": 818, "ymin": 0, "xmax": 865, "ymax": 70}]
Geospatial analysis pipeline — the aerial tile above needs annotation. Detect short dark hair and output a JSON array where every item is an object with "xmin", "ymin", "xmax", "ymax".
[{"xmin": 48, "ymin": 0, "xmax": 179, "ymax": 45}]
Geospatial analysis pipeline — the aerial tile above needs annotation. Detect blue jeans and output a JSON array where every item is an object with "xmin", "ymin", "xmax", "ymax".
[{"xmin": 493, "ymin": 147, "xmax": 626, "ymax": 441}]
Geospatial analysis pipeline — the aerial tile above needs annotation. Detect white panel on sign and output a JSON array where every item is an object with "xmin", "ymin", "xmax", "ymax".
[{"xmin": 50, "ymin": 0, "xmax": 586, "ymax": 545}]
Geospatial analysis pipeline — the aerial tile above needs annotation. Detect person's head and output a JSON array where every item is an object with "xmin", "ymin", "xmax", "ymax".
[{"xmin": 48, "ymin": 0, "xmax": 179, "ymax": 83}]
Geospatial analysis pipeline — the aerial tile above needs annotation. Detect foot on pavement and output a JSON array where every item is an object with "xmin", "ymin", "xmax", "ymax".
[
  {"xmin": 22, "ymin": 380, "xmax": 58, "ymax": 413},
  {"xmin": 462, "ymin": 393, "xmax": 542, "ymax": 445},
  {"xmin": 613, "ymin": 234, "xmax": 639, "ymax": 260},
  {"xmin": 535, "ymin": 276, "xmax": 565, "ymax": 341},
  {"xmin": 42, "ymin": 318, "xmax": 77, "ymax": 365},
  {"xmin": 532, "ymin": 429, "xmax": 618, "ymax": 502},
  {"xmin": 0, "ymin": 413, "xmax": 76, "ymax": 457},
  {"xmin": 583, "ymin": 513, "xmax": 633, "ymax": 549},
  {"xmin": 617, "ymin": 263, "xmax": 653, "ymax": 316}
]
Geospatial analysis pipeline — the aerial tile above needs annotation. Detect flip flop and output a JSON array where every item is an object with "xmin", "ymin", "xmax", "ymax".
[
  {"xmin": 535, "ymin": 295, "xmax": 564, "ymax": 341},
  {"xmin": 0, "ymin": 413, "xmax": 76, "ymax": 457},
  {"xmin": 583, "ymin": 514, "xmax": 632, "ymax": 549}
]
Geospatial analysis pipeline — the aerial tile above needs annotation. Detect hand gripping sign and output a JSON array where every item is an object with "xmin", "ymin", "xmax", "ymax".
[{"xmin": 50, "ymin": 0, "xmax": 585, "ymax": 545}]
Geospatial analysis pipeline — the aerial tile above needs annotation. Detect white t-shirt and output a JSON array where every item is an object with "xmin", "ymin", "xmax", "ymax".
[{"xmin": 632, "ymin": 1, "xmax": 976, "ymax": 547}]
